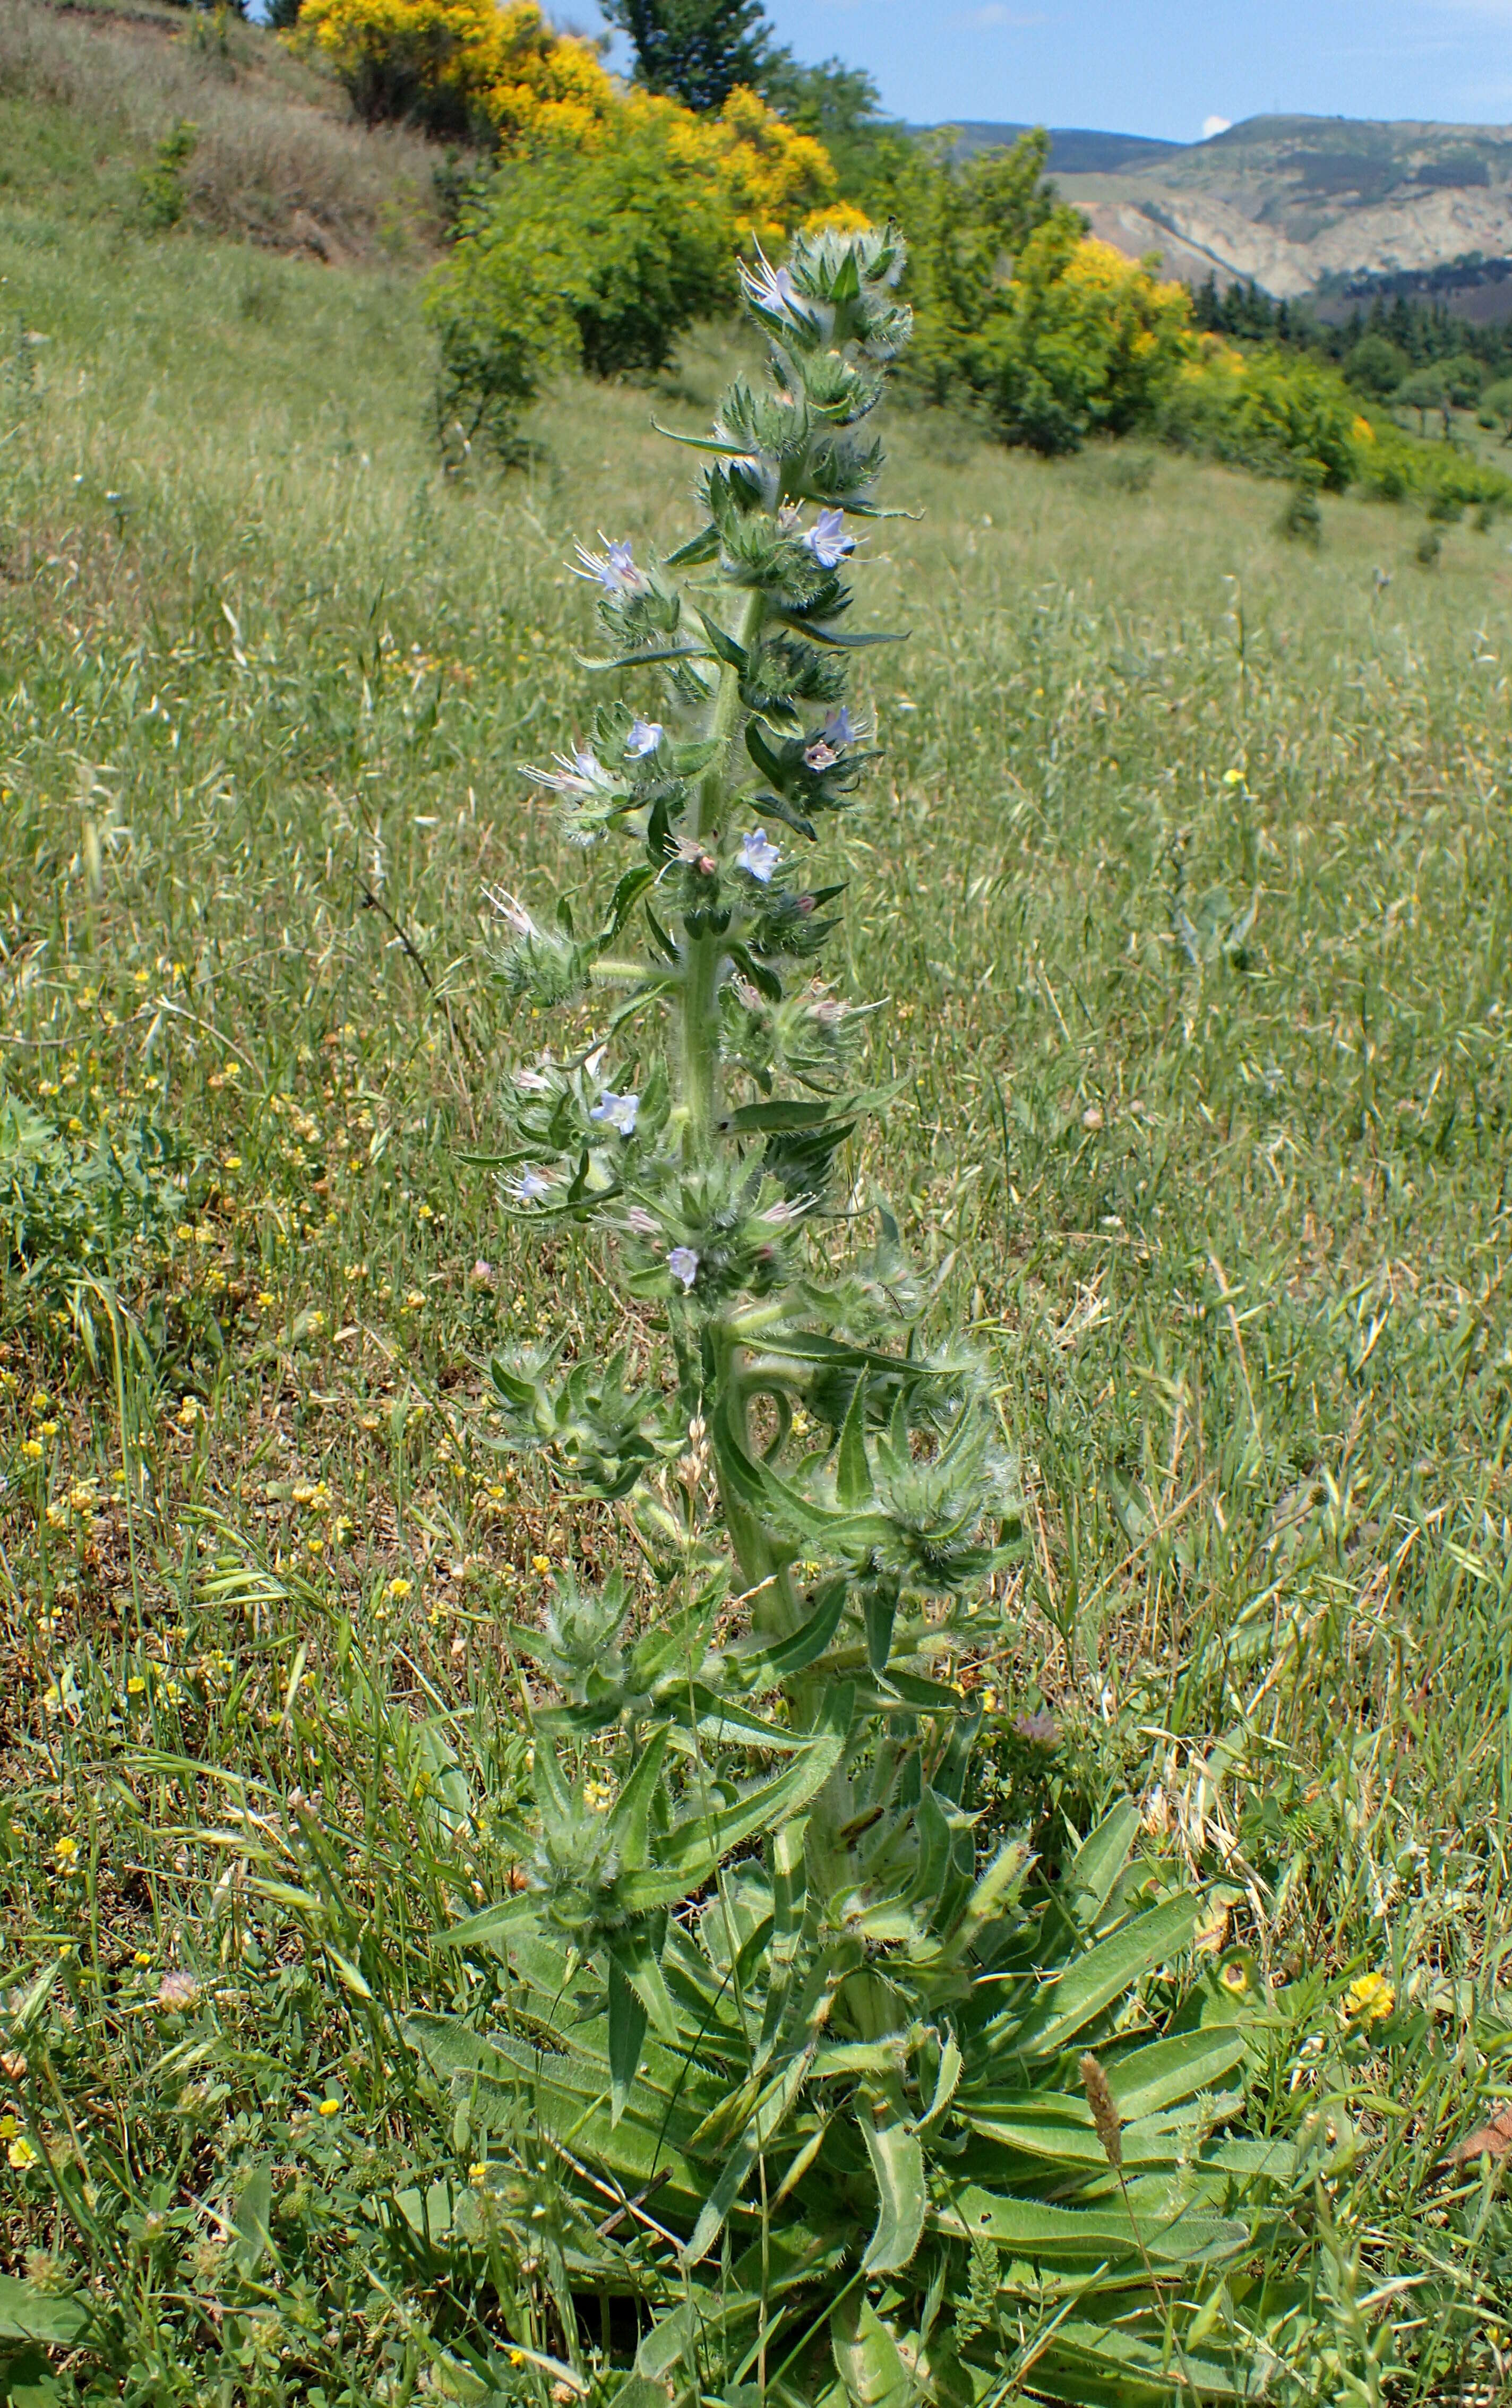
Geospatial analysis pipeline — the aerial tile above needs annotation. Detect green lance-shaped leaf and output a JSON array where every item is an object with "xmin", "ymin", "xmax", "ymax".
[
  {"xmin": 617, "ymin": 1687, "xmax": 852, "ymax": 1914},
  {"xmin": 861, "ymin": 2113, "xmax": 927, "ymax": 2272},
  {"xmin": 831, "ymin": 2293, "xmax": 914, "ymax": 2408},
  {"xmin": 1010, "ymin": 1896, "xmax": 1202, "ymax": 2057}
]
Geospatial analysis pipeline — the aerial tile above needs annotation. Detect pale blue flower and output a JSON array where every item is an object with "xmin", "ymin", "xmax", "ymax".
[
  {"xmin": 740, "ymin": 256, "xmax": 800, "ymax": 322},
  {"xmin": 525, "ymin": 744, "xmax": 615, "ymax": 799},
  {"xmin": 803, "ymin": 509, "xmax": 854, "ymax": 570},
  {"xmin": 590, "ymin": 1089, "xmax": 639, "ymax": 1137},
  {"xmin": 824, "ymin": 706, "xmax": 861, "ymax": 747},
  {"xmin": 667, "ymin": 1246, "xmax": 700, "ymax": 1292},
  {"xmin": 625, "ymin": 718, "xmax": 664, "ymax": 758},
  {"xmin": 508, "ymin": 1167, "xmax": 553, "ymax": 1204},
  {"xmin": 736, "ymin": 829, "xmax": 781, "ymax": 883}
]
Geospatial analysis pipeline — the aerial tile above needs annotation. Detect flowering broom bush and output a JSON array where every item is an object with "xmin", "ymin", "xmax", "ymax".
[{"xmin": 409, "ymin": 225, "xmax": 1313, "ymax": 2403}]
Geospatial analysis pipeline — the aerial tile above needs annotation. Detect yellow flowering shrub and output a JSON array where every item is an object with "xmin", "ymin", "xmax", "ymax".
[
  {"xmin": 299, "ymin": 0, "xmax": 838, "ymax": 248},
  {"xmin": 656, "ymin": 83, "xmax": 838, "ymax": 255},
  {"xmin": 297, "ymin": 0, "xmax": 618, "ymax": 145},
  {"xmin": 986, "ymin": 225, "xmax": 1192, "ymax": 451}
]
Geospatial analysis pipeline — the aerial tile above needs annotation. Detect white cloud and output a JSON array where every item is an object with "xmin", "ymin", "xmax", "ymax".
[
  {"xmin": 1202, "ymin": 114, "xmax": 1233, "ymax": 138},
  {"xmin": 968, "ymin": 3, "xmax": 1044, "ymax": 22}
]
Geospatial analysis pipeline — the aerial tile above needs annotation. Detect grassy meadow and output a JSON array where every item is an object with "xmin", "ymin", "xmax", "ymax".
[{"xmin": 2, "ymin": 20, "xmax": 1512, "ymax": 2400}]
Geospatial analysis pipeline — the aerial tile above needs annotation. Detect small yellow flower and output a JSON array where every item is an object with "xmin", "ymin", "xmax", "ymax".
[
  {"xmin": 531, "ymin": 1554, "xmax": 552, "ymax": 1576},
  {"xmin": 222, "ymin": 1156, "xmax": 242, "ymax": 1172},
  {"xmin": 133, "ymin": 1950, "xmax": 153, "ymax": 1967},
  {"xmin": 30, "ymin": 1389, "xmax": 51, "ymax": 1411},
  {"xmin": 469, "ymin": 2160, "xmax": 489, "ymax": 2182},
  {"xmin": 255, "ymin": 1291, "xmax": 276, "ymax": 1309},
  {"xmin": 306, "ymin": 1535, "xmax": 325, "ymax": 1556},
  {"xmin": 20, "ymin": 1440, "xmax": 42, "ymax": 1461},
  {"xmin": 7, "ymin": 2136, "xmax": 38, "ymax": 2171},
  {"xmin": 38, "ymin": 1420, "xmax": 58, "ymax": 1438},
  {"xmin": 1343, "ymin": 1971, "xmax": 1395, "ymax": 2028},
  {"xmin": 175, "ymin": 1224, "xmax": 194, "ymax": 1242},
  {"xmin": 388, "ymin": 1577, "xmax": 413, "ymax": 1599},
  {"xmin": 54, "ymin": 1834, "xmax": 79, "ymax": 1864},
  {"xmin": 507, "ymin": 2350, "xmax": 526, "ymax": 2369},
  {"xmin": 317, "ymin": 2098, "xmax": 341, "ymax": 2117},
  {"xmin": 127, "ymin": 1676, "xmax": 147, "ymax": 1696},
  {"xmin": 416, "ymin": 1203, "xmax": 434, "ymax": 1221}
]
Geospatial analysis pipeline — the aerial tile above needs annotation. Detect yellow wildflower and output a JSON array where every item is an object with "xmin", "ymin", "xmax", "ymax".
[{"xmin": 1342, "ymin": 1971, "xmax": 1395, "ymax": 2027}]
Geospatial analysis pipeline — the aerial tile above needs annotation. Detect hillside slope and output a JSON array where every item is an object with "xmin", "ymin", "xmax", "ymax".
[
  {"xmin": 933, "ymin": 113, "xmax": 1512, "ymax": 307},
  {"xmin": 0, "ymin": 0, "xmax": 443, "ymax": 260}
]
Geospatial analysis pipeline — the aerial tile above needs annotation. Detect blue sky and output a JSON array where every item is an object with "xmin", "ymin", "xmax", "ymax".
[{"xmin": 575, "ymin": 0, "xmax": 1512, "ymax": 143}]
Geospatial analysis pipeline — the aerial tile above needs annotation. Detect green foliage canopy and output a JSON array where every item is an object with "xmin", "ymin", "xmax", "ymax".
[{"xmin": 600, "ymin": 0, "xmax": 772, "ymax": 112}]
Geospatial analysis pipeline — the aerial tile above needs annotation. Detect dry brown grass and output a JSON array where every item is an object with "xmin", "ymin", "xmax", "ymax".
[{"xmin": 0, "ymin": 0, "xmax": 449, "ymax": 257}]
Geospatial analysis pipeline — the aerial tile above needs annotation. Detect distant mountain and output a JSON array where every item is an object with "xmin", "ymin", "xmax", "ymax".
[
  {"xmin": 916, "ymin": 123, "xmax": 1182, "ymax": 176},
  {"xmin": 918, "ymin": 114, "xmax": 1512, "ymax": 314}
]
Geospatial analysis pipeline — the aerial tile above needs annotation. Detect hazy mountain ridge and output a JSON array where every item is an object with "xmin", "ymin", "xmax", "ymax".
[{"xmin": 927, "ymin": 115, "xmax": 1512, "ymax": 309}]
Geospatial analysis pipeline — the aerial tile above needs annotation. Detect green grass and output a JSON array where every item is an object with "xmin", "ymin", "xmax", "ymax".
[{"xmin": 2, "ymin": 52, "xmax": 1511, "ymax": 2407}]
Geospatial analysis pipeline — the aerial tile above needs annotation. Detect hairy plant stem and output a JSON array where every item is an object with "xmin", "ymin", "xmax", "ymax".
[
  {"xmin": 679, "ymin": 584, "xmax": 766, "ymax": 1153},
  {"xmin": 673, "ymin": 582, "xmax": 871, "ymax": 1918}
]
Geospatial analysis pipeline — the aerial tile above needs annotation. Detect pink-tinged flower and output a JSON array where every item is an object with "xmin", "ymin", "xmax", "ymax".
[
  {"xmin": 514, "ymin": 1067, "xmax": 552, "ymax": 1093},
  {"xmin": 803, "ymin": 738, "xmax": 838, "ymax": 772},
  {"xmin": 471, "ymin": 1258, "xmax": 495, "ymax": 1285},
  {"xmin": 669, "ymin": 833, "xmax": 717, "ymax": 874},
  {"xmin": 590, "ymin": 1089, "xmax": 639, "ymax": 1137},
  {"xmin": 625, "ymin": 1206, "xmax": 659, "ymax": 1236},
  {"xmin": 625, "ymin": 718, "xmax": 663, "ymax": 759},
  {"xmin": 156, "ymin": 1970, "xmax": 200, "ymax": 2011},
  {"xmin": 573, "ymin": 538, "xmax": 648, "ymax": 597},
  {"xmin": 736, "ymin": 829, "xmax": 781, "ymax": 884},
  {"xmin": 525, "ymin": 745, "xmax": 614, "ymax": 799},
  {"xmin": 1013, "ymin": 1708, "xmax": 1060, "ymax": 1749},
  {"xmin": 667, "ymin": 1246, "xmax": 700, "ymax": 1292},
  {"xmin": 484, "ymin": 888, "xmax": 539, "ymax": 941},
  {"xmin": 803, "ymin": 510, "xmax": 854, "ymax": 570}
]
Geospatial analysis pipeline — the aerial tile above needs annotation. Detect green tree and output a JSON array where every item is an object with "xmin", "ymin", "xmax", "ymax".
[
  {"xmin": 870, "ymin": 129, "xmax": 1079, "ymax": 406},
  {"xmin": 1343, "ymin": 332, "xmax": 1408, "ymax": 399},
  {"xmin": 758, "ymin": 51, "xmax": 903, "ymax": 202},
  {"xmin": 1397, "ymin": 365, "xmax": 1450, "ymax": 437},
  {"xmin": 426, "ymin": 114, "xmax": 738, "ymax": 460},
  {"xmin": 600, "ymin": 0, "xmax": 772, "ymax": 111},
  {"xmin": 1438, "ymin": 349, "xmax": 1483, "ymax": 408},
  {"xmin": 1477, "ymin": 375, "xmax": 1512, "ymax": 440}
]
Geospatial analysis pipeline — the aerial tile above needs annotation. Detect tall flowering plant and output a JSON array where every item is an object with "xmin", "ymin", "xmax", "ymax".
[{"xmin": 411, "ymin": 229, "xmax": 1289, "ymax": 2405}]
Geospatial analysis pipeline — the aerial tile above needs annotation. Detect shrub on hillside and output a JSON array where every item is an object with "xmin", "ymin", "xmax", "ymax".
[
  {"xmin": 1166, "ymin": 340, "xmax": 1360, "ymax": 489},
  {"xmin": 426, "ymin": 117, "xmax": 738, "ymax": 457},
  {"xmin": 981, "ymin": 222, "xmax": 1191, "ymax": 452},
  {"xmin": 297, "ymin": 0, "xmax": 841, "ymax": 255},
  {"xmin": 1344, "ymin": 330, "xmax": 1410, "ymax": 398},
  {"xmin": 296, "ymin": 0, "xmax": 614, "ymax": 144}
]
